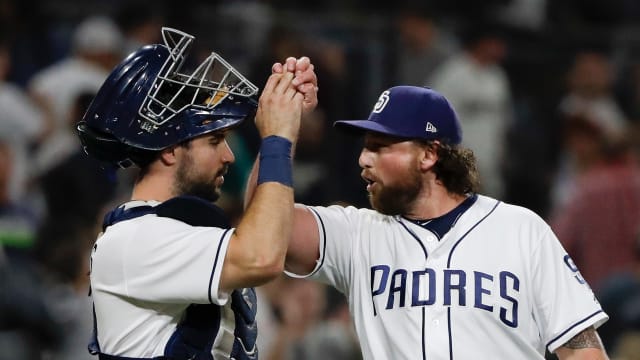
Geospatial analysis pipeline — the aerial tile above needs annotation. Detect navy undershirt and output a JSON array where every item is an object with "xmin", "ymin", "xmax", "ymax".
[{"xmin": 402, "ymin": 193, "xmax": 478, "ymax": 240}]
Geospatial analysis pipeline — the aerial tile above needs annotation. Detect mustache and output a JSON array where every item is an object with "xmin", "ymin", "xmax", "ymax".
[
  {"xmin": 217, "ymin": 165, "xmax": 229, "ymax": 178},
  {"xmin": 361, "ymin": 170, "xmax": 376, "ymax": 182}
]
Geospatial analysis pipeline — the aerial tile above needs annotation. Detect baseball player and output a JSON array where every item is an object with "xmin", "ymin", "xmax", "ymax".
[
  {"xmin": 246, "ymin": 84, "xmax": 609, "ymax": 359},
  {"xmin": 76, "ymin": 28, "xmax": 317, "ymax": 359}
]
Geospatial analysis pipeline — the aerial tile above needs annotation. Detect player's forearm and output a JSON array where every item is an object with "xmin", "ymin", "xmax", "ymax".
[
  {"xmin": 555, "ymin": 327, "xmax": 609, "ymax": 360},
  {"xmin": 243, "ymin": 143, "xmax": 296, "ymax": 210},
  {"xmin": 225, "ymin": 182, "xmax": 293, "ymax": 290},
  {"xmin": 555, "ymin": 348, "xmax": 609, "ymax": 360},
  {"xmin": 243, "ymin": 158, "xmax": 259, "ymax": 210}
]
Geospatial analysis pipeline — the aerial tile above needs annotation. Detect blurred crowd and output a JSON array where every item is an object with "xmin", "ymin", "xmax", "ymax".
[{"xmin": 1, "ymin": 0, "xmax": 640, "ymax": 359}]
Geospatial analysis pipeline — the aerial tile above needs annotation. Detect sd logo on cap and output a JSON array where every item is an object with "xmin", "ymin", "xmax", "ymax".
[{"xmin": 334, "ymin": 86, "xmax": 462, "ymax": 145}]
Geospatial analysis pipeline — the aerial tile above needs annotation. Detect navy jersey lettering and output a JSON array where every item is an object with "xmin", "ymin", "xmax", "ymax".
[
  {"xmin": 411, "ymin": 269, "xmax": 436, "ymax": 307},
  {"xmin": 474, "ymin": 271, "xmax": 494, "ymax": 312},
  {"xmin": 371, "ymin": 265, "xmax": 390, "ymax": 316},
  {"xmin": 499, "ymin": 271, "xmax": 519, "ymax": 328},
  {"xmin": 444, "ymin": 269, "xmax": 466, "ymax": 306},
  {"xmin": 370, "ymin": 265, "xmax": 521, "ymax": 328},
  {"xmin": 386, "ymin": 269, "xmax": 408, "ymax": 309},
  {"xmin": 563, "ymin": 255, "xmax": 586, "ymax": 285}
]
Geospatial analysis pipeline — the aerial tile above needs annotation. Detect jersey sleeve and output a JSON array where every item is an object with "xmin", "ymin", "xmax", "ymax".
[
  {"xmin": 95, "ymin": 216, "xmax": 233, "ymax": 305},
  {"xmin": 285, "ymin": 205, "xmax": 359, "ymax": 294},
  {"xmin": 532, "ymin": 224, "xmax": 609, "ymax": 353}
]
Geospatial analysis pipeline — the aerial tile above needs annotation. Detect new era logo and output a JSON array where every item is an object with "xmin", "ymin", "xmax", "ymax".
[{"xmin": 425, "ymin": 122, "xmax": 437, "ymax": 133}]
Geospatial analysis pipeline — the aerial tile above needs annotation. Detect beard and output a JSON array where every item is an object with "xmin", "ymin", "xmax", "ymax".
[
  {"xmin": 174, "ymin": 154, "xmax": 225, "ymax": 203},
  {"xmin": 368, "ymin": 167, "xmax": 422, "ymax": 216}
]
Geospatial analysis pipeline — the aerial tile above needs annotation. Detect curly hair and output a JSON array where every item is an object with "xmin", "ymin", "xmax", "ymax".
[{"xmin": 424, "ymin": 141, "xmax": 480, "ymax": 195}]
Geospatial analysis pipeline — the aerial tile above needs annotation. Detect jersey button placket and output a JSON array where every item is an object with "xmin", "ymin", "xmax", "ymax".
[{"xmin": 423, "ymin": 248, "xmax": 448, "ymax": 359}]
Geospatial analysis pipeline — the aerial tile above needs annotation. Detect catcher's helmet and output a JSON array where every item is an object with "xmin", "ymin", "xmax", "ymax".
[{"xmin": 77, "ymin": 27, "xmax": 259, "ymax": 168}]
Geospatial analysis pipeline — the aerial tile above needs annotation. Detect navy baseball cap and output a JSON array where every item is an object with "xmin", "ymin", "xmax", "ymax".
[{"xmin": 334, "ymin": 86, "xmax": 462, "ymax": 144}]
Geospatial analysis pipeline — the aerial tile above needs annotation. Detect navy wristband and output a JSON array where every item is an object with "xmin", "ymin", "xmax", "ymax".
[{"xmin": 258, "ymin": 135, "xmax": 293, "ymax": 187}]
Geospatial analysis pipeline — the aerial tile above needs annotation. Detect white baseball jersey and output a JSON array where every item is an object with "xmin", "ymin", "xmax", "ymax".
[
  {"xmin": 90, "ymin": 199, "xmax": 256, "ymax": 359},
  {"xmin": 288, "ymin": 194, "xmax": 608, "ymax": 359}
]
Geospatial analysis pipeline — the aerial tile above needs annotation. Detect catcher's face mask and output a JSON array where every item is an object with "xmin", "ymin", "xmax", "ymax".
[{"xmin": 140, "ymin": 27, "xmax": 258, "ymax": 128}]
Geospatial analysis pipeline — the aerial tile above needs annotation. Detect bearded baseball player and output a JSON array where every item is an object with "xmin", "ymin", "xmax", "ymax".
[
  {"xmin": 77, "ymin": 28, "xmax": 317, "ymax": 359},
  {"xmin": 246, "ymin": 84, "xmax": 609, "ymax": 359}
]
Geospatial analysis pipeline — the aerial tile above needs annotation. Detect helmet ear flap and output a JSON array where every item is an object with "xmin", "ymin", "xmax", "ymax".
[{"xmin": 76, "ymin": 121, "xmax": 157, "ymax": 168}]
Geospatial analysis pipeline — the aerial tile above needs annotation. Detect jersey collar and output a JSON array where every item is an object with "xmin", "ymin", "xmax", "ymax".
[{"xmin": 402, "ymin": 193, "xmax": 478, "ymax": 240}]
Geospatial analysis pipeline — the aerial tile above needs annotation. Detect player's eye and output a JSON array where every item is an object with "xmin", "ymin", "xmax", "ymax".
[
  {"xmin": 364, "ymin": 141, "xmax": 386, "ymax": 152},
  {"xmin": 208, "ymin": 135, "xmax": 225, "ymax": 146}
]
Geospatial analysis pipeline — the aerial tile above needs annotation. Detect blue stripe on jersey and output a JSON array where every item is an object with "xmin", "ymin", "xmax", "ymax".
[
  {"xmin": 209, "ymin": 228, "xmax": 231, "ymax": 304},
  {"xmin": 546, "ymin": 310, "xmax": 606, "ymax": 349},
  {"xmin": 307, "ymin": 207, "xmax": 327, "ymax": 278},
  {"xmin": 448, "ymin": 306, "xmax": 453, "ymax": 360},
  {"xmin": 396, "ymin": 219, "xmax": 431, "ymax": 359},
  {"xmin": 445, "ymin": 199, "xmax": 500, "ymax": 359},
  {"xmin": 97, "ymin": 354, "xmax": 167, "ymax": 360},
  {"xmin": 89, "ymin": 304, "xmax": 100, "ymax": 355},
  {"xmin": 396, "ymin": 220, "xmax": 429, "ymax": 258},
  {"xmin": 421, "ymin": 307, "xmax": 426, "ymax": 360},
  {"xmin": 446, "ymin": 200, "xmax": 501, "ymax": 268}
]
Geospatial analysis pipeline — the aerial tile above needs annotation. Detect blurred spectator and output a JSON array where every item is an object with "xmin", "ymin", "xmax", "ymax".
[
  {"xmin": 393, "ymin": 3, "xmax": 458, "ymax": 86},
  {"xmin": 115, "ymin": 2, "xmax": 165, "ymax": 56},
  {"xmin": 0, "ymin": 141, "xmax": 39, "ymax": 252},
  {"xmin": 257, "ymin": 275, "xmax": 361, "ymax": 360},
  {"xmin": 547, "ymin": 0, "xmax": 627, "ymax": 30},
  {"xmin": 28, "ymin": 15, "xmax": 122, "ymax": 172},
  {"xmin": 33, "ymin": 91, "xmax": 94, "ymax": 177},
  {"xmin": 496, "ymin": 0, "xmax": 548, "ymax": 32},
  {"xmin": 0, "ymin": 248, "xmax": 63, "ymax": 359},
  {"xmin": 551, "ymin": 51, "xmax": 628, "ymax": 209},
  {"xmin": 259, "ymin": 277, "xmax": 327, "ymax": 360},
  {"xmin": 37, "ymin": 91, "xmax": 118, "ymax": 226},
  {"xmin": 214, "ymin": 1, "xmax": 275, "ymax": 75},
  {"xmin": 596, "ymin": 234, "xmax": 640, "ymax": 352},
  {"xmin": 294, "ymin": 287, "xmax": 362, "ymax": 360},
  {"xmin": 246, "ymin": 23, "xmax": 354, "ymax": 206},
  {"xmin": 293, "ymin": 108, "xmax": 333, "ymax": 205},
  {"xmin": 245, "ymin": 25, "xmax": 307, "ymax": 154},
  {"xmin": 611, "ymin": 331, "xmax": 640, "ymax": 360},
  {"xmin": 428, "ymin": 21, "xmax": 513, "ymax": 199},
  {"xmin": 559, "ymin": 51, "xmax": 627, "ymax": 136},
  {"xmin": 255, "ymin": 276, "xmax": 287, "ymax": 357},
  {"xmin": 0, "ymin": 141, "xmax": 63, "ymax": 357},
  {"xmin": 32, "ymin": 216, "xmax": 97, "ymax": 360},
  {"xmin": 617, "ymin": 61, "xmax": 640, "ymax": 123},
  {"xmin": 0, "ymin": 35, "xmax": 51, "ymax": 203},
  {"xmin": 551, "ymin": 123, "xmax": 640, "ymax": 290}
]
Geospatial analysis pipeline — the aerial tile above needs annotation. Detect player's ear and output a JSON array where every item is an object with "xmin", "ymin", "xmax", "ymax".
[
  {"xmin": 159, "ymin": 146, "xmax": 179, "ymax": 166},
  {"xmin": 419, "ymin": 140, "xmax": 438, "ymax": 171}
]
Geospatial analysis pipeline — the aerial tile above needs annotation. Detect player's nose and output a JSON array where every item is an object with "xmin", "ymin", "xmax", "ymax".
[
  {"xmin": 358, "ymin": 148, "xmax": 373, "ymax": 169},
  {"xmin": 222, "ymin": 140, "xmax": 235, "ymax": 164}
]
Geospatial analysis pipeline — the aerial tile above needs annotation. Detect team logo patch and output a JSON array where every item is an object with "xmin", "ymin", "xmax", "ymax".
[
  {"xmin": 425, "ymin": 122, "xmax": 437, "ymax": 133},
  {"xmin": 372, "ymin": 91, "xmax": 390, "ymax": 113}
]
